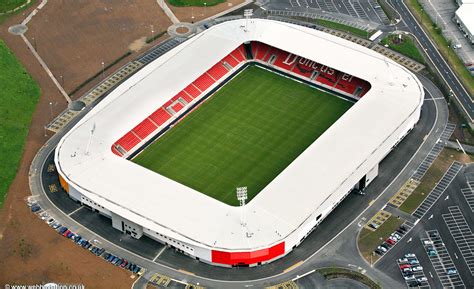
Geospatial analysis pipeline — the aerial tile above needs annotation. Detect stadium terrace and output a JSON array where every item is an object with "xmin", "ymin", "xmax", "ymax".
[{"xmin": 55, "ymin": 18, "xmax": 424, "ymax": 267}]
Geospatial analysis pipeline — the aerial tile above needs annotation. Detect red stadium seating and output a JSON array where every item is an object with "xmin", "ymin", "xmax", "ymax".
[
  {"xmin": 113, "ymin": 42, "xmax": 372, "ymax": 156},
  {"xmin": 111, "ymin": 146, "xmax": 122, "ymax": 156},
  {"xmin": 116, "ymin": 131, "xmax": 141, "ymax": 152},
  {"xmin": 253, "ymin": 42, "xmax": 270, "ymax": 61},
  {"xmin": 221, "ymin": 54, "xmax": 239, "ymax": 67},
  {"xmin": 184, "ymin": 83, "xmax": 201, "ymax": 98},
  {"xmin": 193, "ymin": 73, "xmax": 216, "ymax": 92},
  {"xmin": 272, "ymin": 50, "xmax": 294, "ymax": 71},
  {"xmin": 207, "ymin": 63, "xmax": 229, "ymax": 80},
  {"xmin": 315, "ymin": 66, "xmax": 338, "ymax": 87},
  {"xmin": 172, "ymin": 91, "xmax": 193, "ymax": 104},
  {"xmin": 171, "ymin": 102, "xmax": 185, "ymax": 113},
  {"xmin": 132, "ymin": 118, "xmax": 158, "ymax": 140},
  {"xmin": 230, "ymin": 45, "xmax": 246, "ymax": 63},
  {"xmin": 149, "ymin": 108, "xmax": 172, "ymax": 126}
]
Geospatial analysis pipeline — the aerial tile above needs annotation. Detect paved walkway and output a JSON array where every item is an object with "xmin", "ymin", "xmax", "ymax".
[{"xmin": 156, "ymin": 0, "xmax": 180, "ymax": 24}]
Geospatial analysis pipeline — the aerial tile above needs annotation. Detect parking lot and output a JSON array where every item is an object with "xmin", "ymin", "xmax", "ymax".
[
  {"xmin": 266, "ymin": 0, "xmax": 388, "ymax": 24},
  {"xmin": 421, "ymin": 230, "xmax": 464, "ymax": 288},
  {"xmin": 376, "ymin": 164, "xmax": 474, "ymax": 289},
  {"xmin": 442, "ymin": 206, "xmax": 474, "ymax": 275}
]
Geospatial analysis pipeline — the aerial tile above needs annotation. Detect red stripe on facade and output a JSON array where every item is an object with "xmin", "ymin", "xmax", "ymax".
[{"xmin": 211, "ymin": 242, "xmax": 285, "ymax": 265}]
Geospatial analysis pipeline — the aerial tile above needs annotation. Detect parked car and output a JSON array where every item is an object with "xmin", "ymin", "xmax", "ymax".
[
  {"xmin": 412, "ymin": 266, "xmax": 423, "ymax": 272},
  {"xmin": 408, "ymin": 259, "xmax": 419, "ymax": 265},
  {"xmin": 392, "ymin": 233, "xmax": 402, "ymax": 239},
  {"xmin": 423, "ymin": 240, "xmax": 434, "ymax": 245},
  {"xmin": 396, "ymin": 229, "xmax": 405, "ymax": 235},
  {"xmin": 103, "ymin": 253, "xmax": 110, "ymax": 260},
  {"xmin": 58, "ymin": 227, "xmax": 68, "ymax": 234},
  {"xmin": 97, "ymin": 248, "xmax": 105, "ymax": 256},
  {"xmin": 398, "ymin": 258, "xmax": 408, "ymax": 263},
  {"xmin": 403, "ymin": 275, "xmax": 415, "ymax": 281},
  {"xmin": 368, "ymin": 223, "xmax": 379, "ymax": 230},
  {"xmin": 404, "ymin": 253, "xmax": 416, "ymax": 258},
  {"xmin": 52, "ymin": 223, "xmax": 61, "ymax": 229},
  {"xmin": 429, "ymin": 231, "xmax": 438, "ymax": 238},
  {"xmin": 408, "ymin": 281, "xmax": 421, "ymax": 287},
  {"xmin": 447, "ymin": 268, "xmax": 457, "ymax": 275},
  {"xmin": 374, "ymin": 249, "xmax": 384, "ymax": 256},
  {"xmin": 399, "ymin": 225, "xmax": 408, "ymax": 232},
  {"xmin": 31, "ymin": 205, "xmax": 41, "ymax": 213},
  {"xmin": 378, "ymin": 246, "xmax": 387, "ymax": 252},
  {"xmin": 380, "ymin": 243, "xmax": 390, "ymax": 250},
  {"xmin": 417, "ymin": 277, "xmax": 428, "ymax": 282},
  {"xmin": 399, "ymin": 264, "xmax": 411, "ymax": 269},
  {"xmin": 428, "ymin": 249, "xmax": 438, "ymax": 257},
  {"xmin": 120, "ymin": 260, "xmax": 128, "ymax": 268},
  {"xmin": 133, "ymin": 266, "xmax": 140, "ymax": 274},
  {"xmin": 62, "ymin": 230, "xmax": 71, "ymax": 237},
  {"xmin": 386, "ymin": 238, "xmax": 396, "ymax": 245}
]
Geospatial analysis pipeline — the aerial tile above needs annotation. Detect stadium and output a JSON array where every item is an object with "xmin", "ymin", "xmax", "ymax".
[{"xmin": 55, "ymin": 18, "xmax": 424, "ymax": 267}]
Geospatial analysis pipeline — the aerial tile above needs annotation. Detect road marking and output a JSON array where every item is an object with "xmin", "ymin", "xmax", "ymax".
[
  {"xmin": 368, "ymin": 200, "xmax": 375, "ymax": 206},
  {"xmin": 152, "ymin": 246, "xmax": 167, "ymax": 262},
  {"xmin": 67, "ymin": 206, "xmax": 83, "ymax": 216},
  {"xmin": 178, "ymin": 269, "xmax": 195, "ymax": 275},
  {"xmin": 283, "ymin": 261, "xmax": 303, "ymax": 273}
]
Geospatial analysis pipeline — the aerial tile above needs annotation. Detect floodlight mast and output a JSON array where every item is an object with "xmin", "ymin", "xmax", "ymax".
[
  {"xmin": 236, "ymin": 186, "xmax": 248, "ymax": 226},
  {"xmin": 243, "ymin": 9, "xmax": 253, "ymax": 32}
]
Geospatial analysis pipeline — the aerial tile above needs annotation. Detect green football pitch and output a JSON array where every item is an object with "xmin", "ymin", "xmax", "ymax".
[{"xmin": 133, "ymin": 65, "xmax": 352, "ymax": 206}]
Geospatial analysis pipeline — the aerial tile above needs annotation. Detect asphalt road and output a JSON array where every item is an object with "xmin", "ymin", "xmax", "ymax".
[{"xmin": 389, "ymin": 0, "xmax": 474, "ymax": 122}]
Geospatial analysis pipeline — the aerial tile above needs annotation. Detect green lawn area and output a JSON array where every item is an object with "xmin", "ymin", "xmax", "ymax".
[
  {"xmin": 133, "ymin": 65, "xmax": 352, "ymax": 206},
  {"xmin": 316, "ymin": 267, "xmax": 381, "ymax": 289},
  {"xmin": 358, "ymin": 216, "xmax": 404, "ymax": 263},
  {"xmin": 399, "ymin": 148, "xmax": 472, "ymax": 214},
  {"xmin": 314, "ymin": 19, "xmax": 371, "ymax": 39},
  {"xmin": 380, "ymin": 33, "xmax": 425, "ymax": 64},
  {"xmin": 0, "ymin": 0, "xmax": 27, "ymax": 12},
  {"xmin": 168, "ymin": 0, "xmax": 224, "ymax": 7},
  {"xmin": 407, "ymin": 0, "xmax": 474, "ymax": 96},
  {"xmin": 0, "ymin": 40, "xmax": 40, "ymax": 208}
]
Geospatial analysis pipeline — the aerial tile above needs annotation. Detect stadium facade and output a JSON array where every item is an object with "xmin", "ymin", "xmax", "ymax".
[{"xmin": 55, "ymin": 19, "xmax": 424, "ymax": 267}]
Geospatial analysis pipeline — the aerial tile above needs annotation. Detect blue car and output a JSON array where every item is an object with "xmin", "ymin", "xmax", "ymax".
[
  {"xmin": 133, "ymin": 266, "xmax": 140, "ymax": 273},
  {"xmin": 58, "ymin": 227, "xmax": 68, "ymax": 234}
]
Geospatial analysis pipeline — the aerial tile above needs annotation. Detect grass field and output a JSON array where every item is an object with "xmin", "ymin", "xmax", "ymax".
[
  {"xmin": 0, "ymin": 40, "xmax": 40, "ymax": 208},
  {"xmin": 168, "ymin": 0, "xmax": 224, "ymax": 7},
  {"xmin": 0, "ymin": 0, "xmax": 27, "ymax": 13},
  {"xmin": 380, "ymin": 33, "xmax": 425, "ymax": 64},
  {"xmin": 313, "ymin": 19, "xmax": 371, "ymax": 39},
  {"xmin": 133, "ymin": 66, "xmax": 352, "ymax": 206}
]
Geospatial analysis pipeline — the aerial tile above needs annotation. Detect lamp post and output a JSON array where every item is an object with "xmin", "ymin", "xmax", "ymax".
[
  {"xmin": 101, "ymin": 61, "xmax": 105, "ymax": 79},
  {"xmin": 236, "ymin": 187, "xmax": 248, "ymax": 226}
]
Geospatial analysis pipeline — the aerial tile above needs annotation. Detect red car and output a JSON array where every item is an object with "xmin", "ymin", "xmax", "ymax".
[
  {"xmin": 62, "ymin": 230, "xmax": 71, "ymax": 237},
  {"xmin": 400, "ymin": 264, "xmax": 411, "ymax": 269},
  {"xmin": 386, "ymin": 238, "xmax": 396, "ymax": 245}
]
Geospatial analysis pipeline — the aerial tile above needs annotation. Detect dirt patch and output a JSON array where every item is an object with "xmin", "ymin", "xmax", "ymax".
[
  {"xmin": 0, "ymin": 2, "xmax": 150, "ymax": 288},
  {"xmin": 129, "ymin": 37, "xmax": 147, "ymax": 52},
  {"xmin": 167, "ymin": 0, "xmax": 244, "ymax": 23},
  {"xmin": 24, "ymin": 0, "xmax": 172, "ymax": 96}
]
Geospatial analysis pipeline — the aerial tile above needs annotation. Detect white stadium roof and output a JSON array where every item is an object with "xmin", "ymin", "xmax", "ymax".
[{"xmin": 56, "ymin": 19, "xmax": 423, "ymax": 251}]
